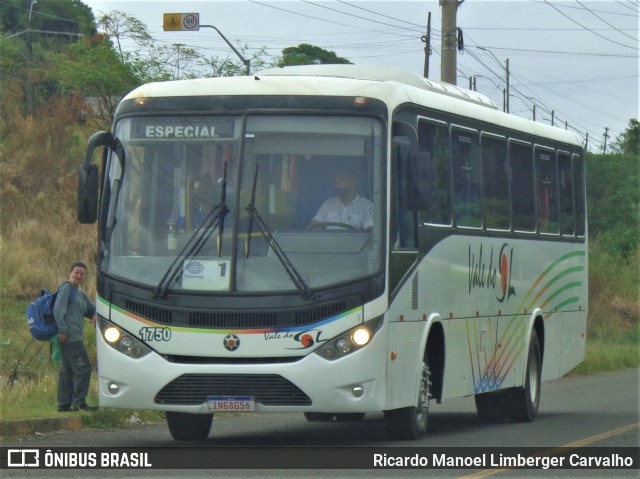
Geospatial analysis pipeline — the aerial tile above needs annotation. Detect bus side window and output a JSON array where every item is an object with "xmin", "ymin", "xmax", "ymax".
[
  {"xmin": 510, "ymin": 141, "xmax": 536, "ymax": 232},
  {"xmin": 573, "ymin": 154, "xmax": 586, "ymax": 237},
  {"xmin": 481, "ymin": 135, "xmax": 510, "ymax": 230},
  {"xmin": 535, "ymin": 148, "xmax": 559, "ymax": 234},
  {"xmin": 417, "ymin": 119, "xmax": 451, "ymax": 226},
  {"xmin": 558, "ymin": 151, "xmax": 574, "ymax": 236},
  {"xmin": 452, "ymin": 128, "xmax": 481, "ymax": 228}
]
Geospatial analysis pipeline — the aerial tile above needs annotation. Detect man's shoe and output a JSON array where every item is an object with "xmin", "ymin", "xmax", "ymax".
[
  {"xmin": 71, "ymin": 404, "xmax": 99, "ymax": 412},
  {"xmin": 57, "ymin": 405, "xmax": 72, "ymax": 412}
]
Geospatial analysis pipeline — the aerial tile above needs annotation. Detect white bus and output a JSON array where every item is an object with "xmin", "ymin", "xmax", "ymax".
[{"xmin": 78, "ymin": 65, "xmax": 587, "ymax": 441}]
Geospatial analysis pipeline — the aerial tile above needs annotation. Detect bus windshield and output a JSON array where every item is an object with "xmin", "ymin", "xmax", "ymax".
[{"xmin": 102, "ymin": 114, "xmax": 384, "ymax": 294}]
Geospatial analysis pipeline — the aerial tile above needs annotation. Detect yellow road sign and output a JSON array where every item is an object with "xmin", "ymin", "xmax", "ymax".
[{"xmin": 163, "ymin": 13, "xmax": 199, "ymax": 32}]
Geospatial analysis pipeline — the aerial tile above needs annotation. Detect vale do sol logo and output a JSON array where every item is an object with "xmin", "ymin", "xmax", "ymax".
[{"xmin": 468, "ymin": 243, "xmax": 516, "ymax": 303}]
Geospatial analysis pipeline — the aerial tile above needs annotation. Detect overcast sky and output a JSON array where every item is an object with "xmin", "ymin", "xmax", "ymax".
[{"xmin": 79, "ymin": 0, "xmax": 639, "ymax": 152}]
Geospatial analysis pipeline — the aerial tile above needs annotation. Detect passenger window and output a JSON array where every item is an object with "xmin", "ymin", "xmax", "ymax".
[
  {"xmin": 510, "ymin": 141, "xmax": 536, "ymax": 232},
  {"xmin": 417, "ymin": 119, "xmax": 451, "ymax": 226},
  {"xmin": 573, "ymin": 155, "xmax": 586, "ymax": 237},
  {"xmin": 481, "ymin": 135, "xmax": 510, "ymax": 230},
  {"xmin": 535, "ymin": 148, "xmax": 559, "ymax": 234},
  {"xmin": 558, "ymin": 151, "xmax": 574, "ymax": 236},
  {"xmin": 452, "ymin": 128, "xmax": 481, "ymax": 228}
]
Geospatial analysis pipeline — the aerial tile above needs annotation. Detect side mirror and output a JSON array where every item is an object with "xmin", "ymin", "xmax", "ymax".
[
  {"xmin": 77, "ymin": 164, "xmax": 99, "ymax": 224},
  {"xmin": 77, "ymin": 131, "xmax": 113, "ymax": 224}
]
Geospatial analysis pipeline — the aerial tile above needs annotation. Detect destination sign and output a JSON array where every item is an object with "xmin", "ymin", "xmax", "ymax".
[{"xmin": 132, "ymin": 117, "xmax": 235, "ymax": 139}]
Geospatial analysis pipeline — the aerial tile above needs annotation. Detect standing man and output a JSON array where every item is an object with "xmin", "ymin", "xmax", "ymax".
[{"xmin": 54, "ymin": 262, "xmax": 98, "ymax": 412}]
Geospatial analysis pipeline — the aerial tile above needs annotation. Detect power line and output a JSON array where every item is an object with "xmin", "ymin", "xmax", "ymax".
[
  {"xmin": 247, "ymin": 0, "xmax": 414, "ymax": 38},
  {"xmin": 471, "ymin": 45, "xmax": 635, "ymax": 58},
  {"xmin": 576, "ymin": 0, "xmax": 639, "ymax": 43},
  {"xmin": 533, "ymin": 0, "xmax": 640, "ymax": 16},
  {"xmin": 614, "ymin": 1, "xmax": 640, "ymax": 13},
  {"xmin": 542, "ymin": 0, "xmax": 639, "ymax": 50},
  {"xmin": 336, "ymin": 0, "xmax": 427, "ymax": 30},
  {"xmin": 300, "ymin": 0, "xmax": 422, "ymax": 34}
]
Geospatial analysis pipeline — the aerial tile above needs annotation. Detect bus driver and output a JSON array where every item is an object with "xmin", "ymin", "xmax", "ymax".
[{"xmin": 308, "ymin": 171, "xmax": 373, "ymax": 230}]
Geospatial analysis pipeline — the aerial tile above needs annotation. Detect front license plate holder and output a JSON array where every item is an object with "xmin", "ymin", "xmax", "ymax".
[{"xmin": 207, "ymin": 396, "xmax": 255, "ymax": 412}]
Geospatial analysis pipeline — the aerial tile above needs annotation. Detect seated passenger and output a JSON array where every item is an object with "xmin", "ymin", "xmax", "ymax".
[{"xmin": 191, "ymin": 174, "xmax": 219, "ymax": 228}]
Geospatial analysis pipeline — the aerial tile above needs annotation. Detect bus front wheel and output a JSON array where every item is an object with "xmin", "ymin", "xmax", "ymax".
[
  {"xmin": 384, "ymin": 360, "xmax": 431, "ymax": 440},
  {"xmin": 166, "ymin": 411, "xmax": 213, "ymax": 441}
]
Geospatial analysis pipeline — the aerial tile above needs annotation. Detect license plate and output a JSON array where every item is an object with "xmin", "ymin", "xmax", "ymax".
[{"xmin": 207, "ymin": 396, "xmax": 255, "ymax": 412}]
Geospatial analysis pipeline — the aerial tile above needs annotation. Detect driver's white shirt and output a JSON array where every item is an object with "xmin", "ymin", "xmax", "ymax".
[{"xmin": 312, "ymin": 194, "xmax": 373, "ymax": 229}]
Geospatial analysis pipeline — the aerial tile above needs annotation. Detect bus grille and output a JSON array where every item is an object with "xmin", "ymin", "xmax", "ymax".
[
  {"xmin": 155, "ymin": 374, "xmax": 312, "ymax": 406},
  {"xmin": 113, "ymin": 294, "xmax": 359, "ymax": 330}
]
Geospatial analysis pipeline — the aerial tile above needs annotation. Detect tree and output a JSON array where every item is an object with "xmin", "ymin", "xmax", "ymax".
[
  {"xmin": 586, "ymin": 150, "xmax": 639, "ymax": 260},
  {"xmin": 0, "ymin": 0, "xmax": 96, "ymax": 117},
  {"xmin": 56, "ymin": 37, "xmax": 138, "ymax": 130},
  {"xmin": 198, "ymin": 45, "xmax": 271, "ymax": 77},
  {"xmin": 612, "ymin": 119, "xmax": 640, "ymax": 156},
  {"xmin": 97, "ymin": 10, "xmax": 152, "ymax": 63},
  {"xmin": 276, "ymin": 44, "xmax": 351, "ymax": 67}
]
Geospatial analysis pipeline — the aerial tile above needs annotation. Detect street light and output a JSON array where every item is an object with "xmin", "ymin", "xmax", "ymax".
[
  {"xmin": 477, "ymin": 46, "xmax": 509, "ymax": 113},
  {"xmin": 200, "ymin": 24, "xmax": 250, "ymax": 75}
]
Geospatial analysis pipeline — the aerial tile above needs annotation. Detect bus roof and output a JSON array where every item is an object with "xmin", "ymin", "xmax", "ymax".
[
  {"xmin": 121, "ymin": 64, "xmax": 582, "ymax": 148},
  {"xmin": 258, "ymin": 65, "xmax": 499, "ymax": 110}
]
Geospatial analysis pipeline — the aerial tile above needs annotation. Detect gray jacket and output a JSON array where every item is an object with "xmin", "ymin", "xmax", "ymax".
[{"xmin": 53, "ymin": 282, "xmax": 96, "ymax": 344}]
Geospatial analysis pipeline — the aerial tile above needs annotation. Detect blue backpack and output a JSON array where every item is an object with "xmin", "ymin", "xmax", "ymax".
[{"xmin": 26, "ymin": 282, "xmax": 74, "ymax": 341}]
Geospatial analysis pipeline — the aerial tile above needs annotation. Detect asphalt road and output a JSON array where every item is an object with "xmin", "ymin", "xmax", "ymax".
[{"xmin": 2, "ymin": 368, "xmax": 638, "ymax": 479}]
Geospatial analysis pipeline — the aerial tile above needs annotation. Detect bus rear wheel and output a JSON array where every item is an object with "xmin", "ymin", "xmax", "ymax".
[
  {"xmin": 166, "ymin": 412, "xmax": 213, "ymax": 441},
  {"xmin": 474, "ymin": 331, "xmax": 542, "ymax": 422},
  {"xmin": 510, "ymin": 331, "xmax": 542, "ymax": 421},
  {"xmin": 384, "ymin": 360, "xmax": 430, "ymax": 440}
]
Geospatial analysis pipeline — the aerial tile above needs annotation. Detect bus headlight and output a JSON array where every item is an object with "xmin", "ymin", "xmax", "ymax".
[
  {"xmin": 315, "ymin": 317, "xmax": 383, "ymax": 361},
  {"xmin": 98, "ymin": 315, "xmax": 152, "ymax": 359}
]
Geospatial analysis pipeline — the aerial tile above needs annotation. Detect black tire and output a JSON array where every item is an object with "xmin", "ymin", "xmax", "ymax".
[
  {"xmin": 474, "ymin": 331, "xmax": 542, "ymax": 422},
  {"xmin": 384, "ymin": 360, "xmax": 430, "ymax": 440},
  {"xmin": 303, "ymin": 412, "xmax": 334, "ymax": 422},
  {"xmin": 474, "ymin": 389, "xmax": 512, "ymax": 422},
  {"xmin": 510, "ymin": 331, "xmax": 542, "ymax": 421},
  {"xmin": 335, "ymin": 413, "xmax": 365, "ymax": 422},
  {"xmin": 166, "ymin": 412, "xmax": 213, "ymax": 441}
]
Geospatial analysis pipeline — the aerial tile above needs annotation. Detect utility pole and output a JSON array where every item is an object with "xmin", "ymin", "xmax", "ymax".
[
  {"xmin": 477, "ymin": 47, "xmax": 509, "ymax": 111},
  {"xmin": 440, "ymin": 0, "xmax": 464, "ymax": 85},
  {"xmin": 422, "ymin": 12, "xmax": 432, "ymax": 78},
  {"xmin": 505, "ymin": 58, "xmax": 510, "ymax": 113},
  {"xmin": 173, "ymin": 43, "xmax": 185, "ymax": 80},
  {"xmin": 603, "ymin": 127, "xmax": 609, "ymax": 153},
  {"xmin": 25, "ymin": 0, "xmax": 37, "ymax": 121}
]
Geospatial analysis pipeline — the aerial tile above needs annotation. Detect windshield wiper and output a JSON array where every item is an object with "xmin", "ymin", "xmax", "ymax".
[
  {"xmin": 245, "ymin": 165, "xmax": 316, "ymax": 301},
  {"xmin": 154, "ymin": 169, "xmax": 229, "ymax": 299}
]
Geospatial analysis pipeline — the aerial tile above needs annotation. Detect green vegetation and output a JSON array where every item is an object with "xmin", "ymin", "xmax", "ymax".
[{"xmin": 1, "ymin": 0, "xmax": 638, "ymax": 425}]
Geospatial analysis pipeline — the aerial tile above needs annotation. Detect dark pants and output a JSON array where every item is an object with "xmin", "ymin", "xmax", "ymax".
[{"xmin": 57, "ymin": 340, "xmax": 92, "ymax": 407}]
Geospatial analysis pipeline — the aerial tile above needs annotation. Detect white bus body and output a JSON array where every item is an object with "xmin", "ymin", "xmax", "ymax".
[{"xmin": 79, "ymin": 65, "xmax": 587, "ymax": 440}]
